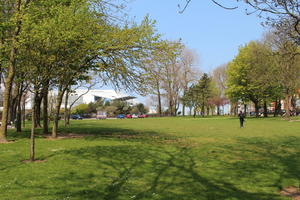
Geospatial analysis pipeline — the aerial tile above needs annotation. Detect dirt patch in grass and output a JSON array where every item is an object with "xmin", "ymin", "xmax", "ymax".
[
  {"xmin": 22, "ymin": 159, "xmax": 46, "ymax": 163},
  {"xmin": 44, "ymin": 133, "xmax": 93, "ymax": 140},
  {"xmin": 0, "ymin": 139, "xmax": 15, "ymax": 144},
  {"xmin": 280, "ymin": 187, "xmax": 300, "ymax": 200},
  {"xmin": 101, "ymin": 134, "xmax": 149, "ymax": 139}
]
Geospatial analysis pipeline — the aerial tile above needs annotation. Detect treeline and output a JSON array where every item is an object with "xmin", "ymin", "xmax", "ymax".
[
  {"xmin": 146, "ymin": 33, "xmax": 300, "ymax": 118},
  {"xmin": 147, "ymin": 30, "xmax": 300, "ymax": 118},
  {"xmin": 227, "ymin": 32, "xmax": 300, "ymax": 118}
]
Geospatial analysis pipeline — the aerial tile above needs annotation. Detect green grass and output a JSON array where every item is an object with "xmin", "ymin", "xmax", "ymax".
[{"xmin": 0, "ymin": 117, "xmax": 300, "ymax": 200}]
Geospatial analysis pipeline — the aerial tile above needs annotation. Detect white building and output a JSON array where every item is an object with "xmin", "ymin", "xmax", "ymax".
[
  {"xmin": 18, "ymin": 89, "xmax": 137, "ymax": 110},
  {"xmin": 67, "ymin": 89, "xmax": 138, "ymax": 108}
]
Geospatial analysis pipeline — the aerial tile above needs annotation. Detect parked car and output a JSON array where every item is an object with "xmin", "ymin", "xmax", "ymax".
[
  {"xmin": 138, "ymin": 114, "xmax": 147, "ymax": 118},
  {"xmin": 96, "ymin": 111, "xmax": 107, "ymax": 119},
  {"xmin": 96, "ymin": 114, "xmax": 107, "ymax": 119},
  {"xmin": 71, "ymin": 114, "xmax": 83, "ymax": 120},
  {"xmin": 126, "ymin": 114, "xmax": 132, "ymax": 119},
  {"xmin": 132, "ymin": 114, "xmax": 138, "ymax": 119},
  {"xmin": 117, "ymin": 114, "xmax": 125, "ymax": 119}
]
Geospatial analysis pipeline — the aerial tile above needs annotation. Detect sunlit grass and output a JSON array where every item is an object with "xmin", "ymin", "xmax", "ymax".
[{"xmin": 0, "ymin": 117, "xmax": 299, "ymax": 199}]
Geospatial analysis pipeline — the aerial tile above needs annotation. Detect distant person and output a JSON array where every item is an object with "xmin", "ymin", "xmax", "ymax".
[{"xmin": 238, "ymin": 111, "xmax": 245, "ymax": 128}]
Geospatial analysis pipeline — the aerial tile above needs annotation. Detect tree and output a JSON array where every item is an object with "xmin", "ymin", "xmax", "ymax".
[
  {"xmin": 267, "ymin": 31, "xmax": 300, "ymax": 119},
  {"xmin": 72, "ymin": 104, "xmax": 89, "ymax": 115},
  {"xmin": 136, "ymin": 103, "xmax": 148, "ymax": 114},
  {"xmin": 212, "ymin": 64, "xmax": 228, "ymax": 115},
  {"xmin": 242, "ymin": 0, "xmax": 300, "ymax": 40},
  {"xmin": 144, "ymin": 40, "xmax": 183, "ymax": 116},
  {"xmin": 226, "ymin": 41, "xmax": 277, "ymax": 117},
  {"xmin": 64, "ymin": 80, "xmax": 97, "ymax": 126},
  {"xmin": 0, "ymin": 0, "xmax": 32, "ymax": 142},
  {"xmin": 104, "ymin": 105, "xmax": 118, "ymax": 117},
  {"xmin": 18, "ymin": 0, "xmax": 102, "ymax": 139},
  {"xmin": 209, "ymin": 79, "xmax": 228, "ymax": 115},
  {"xmin": 110, "ymin": 100, "xmax": 132, "ymax": 115},
  {"xmin": 179, "ymin": 47, "xmax": 200, "ymax": 116},
  {"xmin": 159, "ymin": 41, "xmax": 183, "ymax": 116},
  {"xmin": 184, "ymin": 73, "xmax": 213, "ymax": 117}
]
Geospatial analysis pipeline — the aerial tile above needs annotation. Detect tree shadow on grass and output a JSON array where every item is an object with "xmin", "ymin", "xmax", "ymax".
[
  {"xmin": 4, "ymin": 124, "xmax": 299, "ymax": 200},
  {"xmin": 222, "ymin": 136, "xmax": 300, "ymax": 189},
  {"xmin": 7, "ymin": 124, "xmax": 176, "ymax": 143},
  {"xmin": 59, "ymin": 125, "xmax": 181, "ymax": 144},
  {"xmin": 15, "ymin": 144, "xmax": 288, "ymax": 200}
]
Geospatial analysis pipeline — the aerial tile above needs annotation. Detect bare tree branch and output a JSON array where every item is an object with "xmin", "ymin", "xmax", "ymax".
[{"xmin": 178, "ymin": 0, "xmax": 237, "ymax": 13}]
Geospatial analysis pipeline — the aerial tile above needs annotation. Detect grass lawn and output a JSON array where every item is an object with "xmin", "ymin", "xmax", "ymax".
[{"xmin": 0, "ymin": 117, "xmax": 300, "ymax": 200}]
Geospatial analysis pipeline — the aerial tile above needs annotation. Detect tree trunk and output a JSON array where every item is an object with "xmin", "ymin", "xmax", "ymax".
[
  {"xmin": 254, "ymin": 102, "xmax": 259, "ymax": 118},
  {"xmin": 52, "ymin": 87, "xmax": 65, "ymax": 138},
  {"xmin": 42, "ymin": 85, "xmax": 49, "ymax": 134},
  {"xmin": 34, "ymin": 94, "xmax": 42, "ymax": 128},
  {"xmin": 263, "ymin": 100, "xmax": 268, "ymax": 118},
  {"xmin": 64, "ymin": 90, "xmax": 69, "ymax": 127},
  {"xmin": 217, "ymin": 106, "xmax": 220, "ymax": 115},
  {"xmin": 169, "ymin": 98, "xmax": 173, "ymax": 116},
  {"xmin": 222, "ymin": 105, "xmax": 225, "ymax": 116},
  {"xmin": 0, "ymin": 70, "xmax": 14, "ymax": 142},
  {"xmin": 16, "ymin": 99, "xmax": 22, "ymax": 132},
  {"xmin": 274, "ymin": 99, "xmax": 278, "ymax": 117},
  {"xmin": 156, "ymin": 81, "xmax": 162, "ymax": 117},
  {"xmin": 157, "ymin": 92, "xmax": 162, "ymax": 116},
  {"xmin": 16, "ymin": 85, "xmax": 23, "ymax": 132},
  {"xmin": 67, "ymin": 111, "xmax": 71, "ymax": 125},
  {"xmin": 291, "ymin": 96, "xmax": 296, "ymax": 113},
  {"xmin": 174, "ymin": 98, "xmax": 179, "ymax": 116},
  {"xmin": 30, "ymin": 92, "xmax": 36, "ymax": 162},
  {"xmin": 10, "ymin": 87, "xmax": 19, "ymax": 126},
  {"xmin": 230, "ymin": 101, "xmax": 237, "ymax": 116},
  {"xmin": 276, "ymin": 100, "xmax": 282, "ymax": 117},
  {"xmin": 284, "ymin": 94, "xmax": 291, "ymax": 120},
  {"xmin": 22, "ymin": 93, "xmax": 26, "ymax": 128},
  {"xmin": 201, "ymin": 103, "xmax": 205, "ymax": 117},
  {"xmin": 0, "ymin": 0, "xmax": 22, "ymax": 142},
  {"xmin": 244, "ymin": 104, "xmax": 247, "ymax": 116}
]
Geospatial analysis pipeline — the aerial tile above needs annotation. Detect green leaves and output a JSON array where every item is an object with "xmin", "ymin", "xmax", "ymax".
[{"xmin": 226, "ymin": 41, "xmax": 281, "ymax": 104}]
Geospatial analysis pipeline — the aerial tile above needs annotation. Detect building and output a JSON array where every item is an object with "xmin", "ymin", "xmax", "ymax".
[
  {"xmin": 9, "ymin": 89, "xmax": 137, "ymax": 111},
  {"xmin": 67, "ymin": 89, "xmax": 137, "ymax": 108}
]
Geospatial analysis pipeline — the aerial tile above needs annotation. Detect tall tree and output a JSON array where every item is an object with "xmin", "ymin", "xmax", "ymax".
[
  {"xmin": 179, "ymin": 47, "xmax": 200, "ymax": 116},
  {"xmin": 267, "ymin": 31, "xmax": 300, "ymax": 119},
  {"xmin": 184, "ymin": 73, "xmax": 213, "ymax": 117},
  {"xmin": 144, "ymin": 40, "xmax": 183, "ymax": 116},
  {"xmin": 212, "ymin": 64, "xmax": 228, "ymax": 115},
  {"xmin": 0, "ymin": 0, "xmax": 32, "ymax": 142},
  {"xmin": 226, "ymin": 41, "xmax": 277, "ymax": 117}
]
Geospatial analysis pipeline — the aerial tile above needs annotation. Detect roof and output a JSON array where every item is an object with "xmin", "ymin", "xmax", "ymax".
[{"xmin": 74, "ymin": 89, "xmax": 136, "ymax": 100}]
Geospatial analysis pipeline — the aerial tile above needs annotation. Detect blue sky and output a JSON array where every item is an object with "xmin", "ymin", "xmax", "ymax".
[
  {"xmin": 106, "ymin": 0, "xmax": 267, "ymax": 102},
  {"xmin": 127, "ymin": 0, "xmax": 266, "ymax": 72}
]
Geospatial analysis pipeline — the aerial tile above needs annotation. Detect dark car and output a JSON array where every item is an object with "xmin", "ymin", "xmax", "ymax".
[
  {"xmin": 117, "ymin": 114, "xmax": 125, "ymax": 119},
  {"xmin": 70, "ymin": 114, "xmax": 83, "ymax": 120}
]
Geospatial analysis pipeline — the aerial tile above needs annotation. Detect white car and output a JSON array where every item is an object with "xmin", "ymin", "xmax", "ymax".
[{"xmin": 132, "ymin": 114, "xmax": 138, "ymax": 118}]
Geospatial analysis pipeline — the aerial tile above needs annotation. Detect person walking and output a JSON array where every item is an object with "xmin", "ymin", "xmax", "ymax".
[{"xmin": 238, "ymin": 111, "xmax": 245, "ymax": 128}]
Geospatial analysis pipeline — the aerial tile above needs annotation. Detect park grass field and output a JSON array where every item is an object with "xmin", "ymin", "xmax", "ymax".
[{"xmin": 0, "ymin": 117, "xmax": 300, "ymax": 200}]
